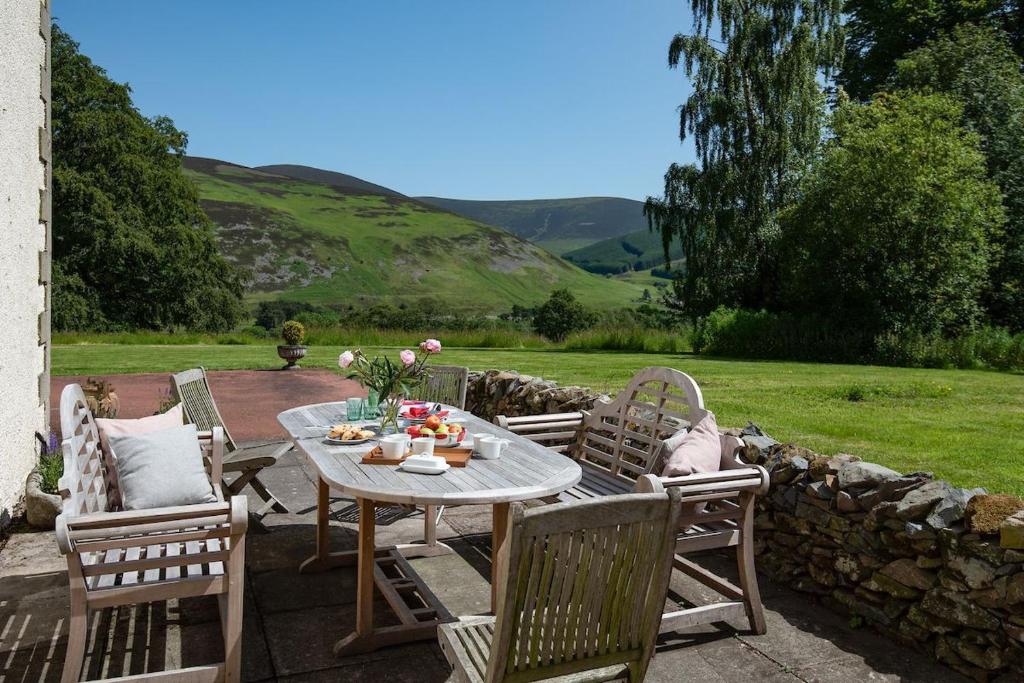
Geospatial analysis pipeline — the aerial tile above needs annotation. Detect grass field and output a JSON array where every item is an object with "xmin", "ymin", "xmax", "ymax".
[{"xmin": 53, "ymin": 344, "xmax": 1024, "ymax": 495}]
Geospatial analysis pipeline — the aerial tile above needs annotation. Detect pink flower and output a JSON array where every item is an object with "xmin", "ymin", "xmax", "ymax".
[
  {"xmin": 400, "ymin": 349, "xmax": 415, "ymax": 366},
  {"xmin": 420, "ymin": 338, "xmax": 442, "ymax": 354},
  {"xmin": 338, "ymin": 351, "xmax": 355, "ymax": 368}
]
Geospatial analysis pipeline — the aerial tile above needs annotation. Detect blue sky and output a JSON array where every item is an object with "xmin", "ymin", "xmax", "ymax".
[{"xmin": 55, "ymin": 1, "xmax": 695, "ymax": 200}]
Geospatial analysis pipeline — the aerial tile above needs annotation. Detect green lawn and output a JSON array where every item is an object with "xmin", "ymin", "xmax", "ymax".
[{"xmin": 53, "ymin": 344, "xmax": 1024, "ymax": 495}]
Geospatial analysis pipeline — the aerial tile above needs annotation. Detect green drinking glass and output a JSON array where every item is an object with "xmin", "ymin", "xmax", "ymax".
[{"xmin": 346, "ymin": 397, "xmax": 363, "ymax": 420}]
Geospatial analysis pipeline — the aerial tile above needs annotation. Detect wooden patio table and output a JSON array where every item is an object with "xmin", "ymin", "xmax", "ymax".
[{"xmin": 277, "ymin": 401, "xmax": 582, "ymax": 656}]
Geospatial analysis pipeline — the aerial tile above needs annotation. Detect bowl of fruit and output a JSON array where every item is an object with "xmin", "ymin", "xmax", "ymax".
[{"xmin": 406, "ymin": 415, "xmax": 466, "ymax": 447}]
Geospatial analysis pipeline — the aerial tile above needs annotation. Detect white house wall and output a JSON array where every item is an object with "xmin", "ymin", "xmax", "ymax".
[{"xmin": 0, "ymin": 0, "xmax": 51, "ymax": 525}]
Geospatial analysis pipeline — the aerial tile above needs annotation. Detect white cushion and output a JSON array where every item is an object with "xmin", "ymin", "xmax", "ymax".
[
  {"xmin": 108, "ymin": 424, "xmax": 217, "ymax": 510},
  {"xmin": 96, "ymin": 404, "xmax": 184, "ymax": 462}
]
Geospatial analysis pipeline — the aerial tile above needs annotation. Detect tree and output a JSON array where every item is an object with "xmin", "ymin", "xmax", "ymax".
[
  {"xmin": 532, "ymin": 290, "xmax": 594, "ymax": 342},
  {"xmin": 893, "ymin": 24, "xmax": 1024, "ymax": 330},
  {"xmin": 644, "ymin": 0, "xmax": 843, "ymax": 318},
  {"xmin": 840, "ymin": 0, "xmax": 1023, "ymax": 102},
  {"xmin": 52, "ymin": 24, "xmax": 245, "ymax": 331},
  {"xmin": 781, "ymin": 93, "xmax": 1004, "ymax": 337}
]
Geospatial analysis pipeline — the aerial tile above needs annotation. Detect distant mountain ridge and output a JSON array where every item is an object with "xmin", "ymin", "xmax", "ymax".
[
  {"xmin": 216, "ymin": 159, "xmax": 655, "ymax": 269},
  {"xmin": 256, "ymin": 164, "xmax": 405, "ymax": 198},
  {"xmin": 564, "ymin": 228, "xmax": 683, "ymax": 275},
  {"xmin": 415, "ymin": 196, "xmax": 648, "ymax": 254},
  {"xmin": 182, "ymin": 156, "xmax": 646, "ymax": 312}
]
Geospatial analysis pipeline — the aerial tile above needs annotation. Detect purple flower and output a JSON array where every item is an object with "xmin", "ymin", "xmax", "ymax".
[
  {"xmin": 400, "ymin": 349, "xmax": 416, "ymax": 367},
  {"xmin": 420, "ymin": 338, "xmax": 442, "ymax": 354},
  {"xmin": 338, "ymin": 351, "xmax": 355, "ymax": 368}
]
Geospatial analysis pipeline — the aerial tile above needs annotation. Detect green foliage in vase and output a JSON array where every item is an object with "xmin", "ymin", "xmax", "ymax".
[
  {"xmin": 644, "ymin": 0, "xmax": 843, "ymax": 318},
  {"xmin": 839, "ymin": 0, "xmax": 1024, "ymax": 102},
  {"xmin": 338, "ymin": 341, "xmax": 441, "ymax": 399},
  {"xmin": 281, "ymin": 320, "xmax": 306, "ymax": 346},
  {"xmin": 532, "ymin": 289, "xmax": 596, "ymax": 342},
  {"xmin": 50, "ymin": 23, "xmax": 245, "ymax": 332},
  {"xmin": 780, "ymin": 92, "xmax": 1004, "ymax": 337},
  {"xmin": 892, "ymin": 24, "xmax": 1024, "ymax": 331}
]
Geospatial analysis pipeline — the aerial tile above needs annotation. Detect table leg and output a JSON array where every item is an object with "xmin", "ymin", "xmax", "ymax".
[
  {"xmin": 299, "ymin": 477, "xmax": 334, "ymax": 574},
  {"xmin": 355, "ymin": 497, "xmax": 376, "ymax": 637},
  {"xmin": 491, "ymin": 502, "xmax": 510, "ymax": 613}
]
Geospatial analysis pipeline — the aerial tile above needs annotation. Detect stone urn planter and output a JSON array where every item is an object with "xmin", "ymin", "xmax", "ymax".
[
  {"xmin": 25, "ymin": 469, "xmax": 62, "ymax": 529},
  {"xmin": 278, "ymin": 320, "xmax": 307, "ymax": 369},
  {"xmin": 277, "ymin": 344, "xmax": 307, "ymax": 370}
]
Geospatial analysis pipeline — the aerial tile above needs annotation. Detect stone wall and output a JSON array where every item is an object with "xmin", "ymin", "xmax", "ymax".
[
  {"xmin": 465, "ymin": 370, "xmax": 605, "ymax": 423},
  {"xmin": 0, "ymin": 0, "xmax": 51, "ymax": 527},
  {"xmin": 466, "ymin": 370, "xmax": 1024, "ymax": 681}
]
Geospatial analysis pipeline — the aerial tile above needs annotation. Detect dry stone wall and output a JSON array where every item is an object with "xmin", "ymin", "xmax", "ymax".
[
  {"xmin": 465, "ymin": 370, "xmax": 1024, "ymax": 681},
  {"xmin": 465, "ymin": 370, "xmax": 604, "ymax": 422}
]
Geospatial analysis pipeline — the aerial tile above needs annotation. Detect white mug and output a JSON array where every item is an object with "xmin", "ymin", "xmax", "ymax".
[
  {"xmin": 411, "ymin": 436, "xmax": 436, "ymax": 456},
  {"xmin": 380, "ymin": 434, "xmax": 410, "ymax": 459},
  {"xmin": 476, "ymin": 436, "xmax": 510, "ymax": 460}
]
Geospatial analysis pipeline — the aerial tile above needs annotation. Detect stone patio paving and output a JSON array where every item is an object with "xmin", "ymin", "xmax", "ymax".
[{"xmin": 0, "ymin": 443, "xmax": 968, "ymax": 682}]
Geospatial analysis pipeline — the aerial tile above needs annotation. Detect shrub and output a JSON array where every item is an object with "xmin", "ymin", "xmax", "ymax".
[
  {"xmin": 254, "ymin": 301, "xmax": 320, "ymax": 330},
  {"xmin": 532, "ymin": 290, "xmax": 596, "ymax": 342},
  {"xmin": 281, "ymin": 320, "xmax": 305, "ymax": 346},
  {"xmin": 37, "ymin": 432, "xmax": 62, "ymax": 495},
  {"xmin": 692, "ymin": 306, "xmax": 1024, "ymax": 370}
]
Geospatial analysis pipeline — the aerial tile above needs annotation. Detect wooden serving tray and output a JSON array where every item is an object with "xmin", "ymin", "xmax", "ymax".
[{"xmin": 362, "ymin": 446, "xmax": 473, "ymax": 467}]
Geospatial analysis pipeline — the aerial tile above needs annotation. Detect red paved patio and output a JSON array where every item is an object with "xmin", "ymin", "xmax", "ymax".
[{"xmin": 50, "ymin": 369, "xmax": 364, "ymax": 442}]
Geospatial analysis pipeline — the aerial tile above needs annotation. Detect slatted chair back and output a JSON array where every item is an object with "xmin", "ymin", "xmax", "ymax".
[
  {"xmin": 487, "ymin": 490, "xmax": 682, "ymax": 682},
  {"xmin": 409, "ymin": 365, "xmax": 469, "ymax": 409},
  {"xmin": 171, "ymin": 367, "xmax": 238, "ymax": 451},
  {"xmin": 575, "ymin": 366, "xmax": 707, "ymax": 483},
  {"xmin": 496, "ymin": 412, "xmax": 586, "ymax": 453},
  {"xmin": 59, "ymin": 383, "xmax": 115, "ymax": 515}
]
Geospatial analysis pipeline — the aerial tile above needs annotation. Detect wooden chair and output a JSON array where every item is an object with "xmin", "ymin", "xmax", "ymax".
[
  {"xmin": 407, "ymin": 365, "xmax": 469, "ymax": 549},
  {"xmin": 56, "ymin": 383, "xmax": 248, "ymax": 683},
  {"xmin": 170, "ymin": 367, "xmax": 291, "ymax": 518},
  {"xmin": 496, "ymin": 366, "xmax": 769, "ymax": 635},
  {"xmin": 438, "ymin": 489, "xmax": 682, "ymax": 682},
  {"xmin": 409, "ymin": 364, "xmax": 469, "ymax": 410}
]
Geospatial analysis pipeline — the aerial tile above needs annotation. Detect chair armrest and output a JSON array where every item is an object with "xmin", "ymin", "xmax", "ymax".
[
  {"xmin": 495, "ymin": 412, "xmax": 585, "ymax": 430},
  {"xmin": 635, "ymin": 466, "xmax": 770, "ymax": 497},
  {"xmin": 196, "ymin": 427, "xmax": 225, "ymax": 494},
  {"xmin": 55, "ymin": 497, "xmax": 247, "ymax": 556}
]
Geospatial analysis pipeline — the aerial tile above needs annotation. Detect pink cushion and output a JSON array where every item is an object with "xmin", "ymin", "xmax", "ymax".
[
  {"xmin": 661, "ymin": 412, "xmax": 722, "ymax": 478},
  {"xmin": 96, "ymin": 404, "xmax": 184, "ymax": 460}
]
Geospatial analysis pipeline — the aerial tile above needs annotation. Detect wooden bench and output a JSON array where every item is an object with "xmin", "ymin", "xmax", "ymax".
[
  {"xmin": 56, "ymin": 383, "xmax": 248, "ymax": 682},
  {"xmin": 497, "ymin": 366, "xmax": 769, "ymax": 635}
]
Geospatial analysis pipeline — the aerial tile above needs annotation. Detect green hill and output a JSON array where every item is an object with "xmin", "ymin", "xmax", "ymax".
[
  {"xmin": 183, "ymin": 157, "xmax": 647, "ymax": 313},
  {"xmin": 563, "ymin": 228, "xmax": 684, "ymax": 275},
  {"xmin": 415, "ymin": 196, "xmax": 648, "ymax": 254}
]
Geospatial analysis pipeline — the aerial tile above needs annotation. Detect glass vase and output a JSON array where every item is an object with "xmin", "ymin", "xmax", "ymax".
[
  {"xmin": 366, "ymin": 389, "xmax": 380, "ymax": 418},
  {"xmin": 378, "ymin": 394, "xmax": 403, "ymax": 434}
]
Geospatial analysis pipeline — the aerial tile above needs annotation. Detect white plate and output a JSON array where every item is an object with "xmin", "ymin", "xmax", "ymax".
[
  {"xmin": 399, "ymin": 462, "xmax": 451, "ymax": 475},
  {"xmin": 323, "ymin": 426, "xmax": 381, "ymax": 446}
]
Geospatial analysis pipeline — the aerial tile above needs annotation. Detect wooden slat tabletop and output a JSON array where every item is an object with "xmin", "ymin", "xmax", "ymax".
[{"xmin": 278, "ymin": 402, "xmax": 582, "ymax": 506}]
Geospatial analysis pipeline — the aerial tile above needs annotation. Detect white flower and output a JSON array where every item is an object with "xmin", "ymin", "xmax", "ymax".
[{"xmin": 338, "ymin": 351, "xmax": 355, "ymax": 368}]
